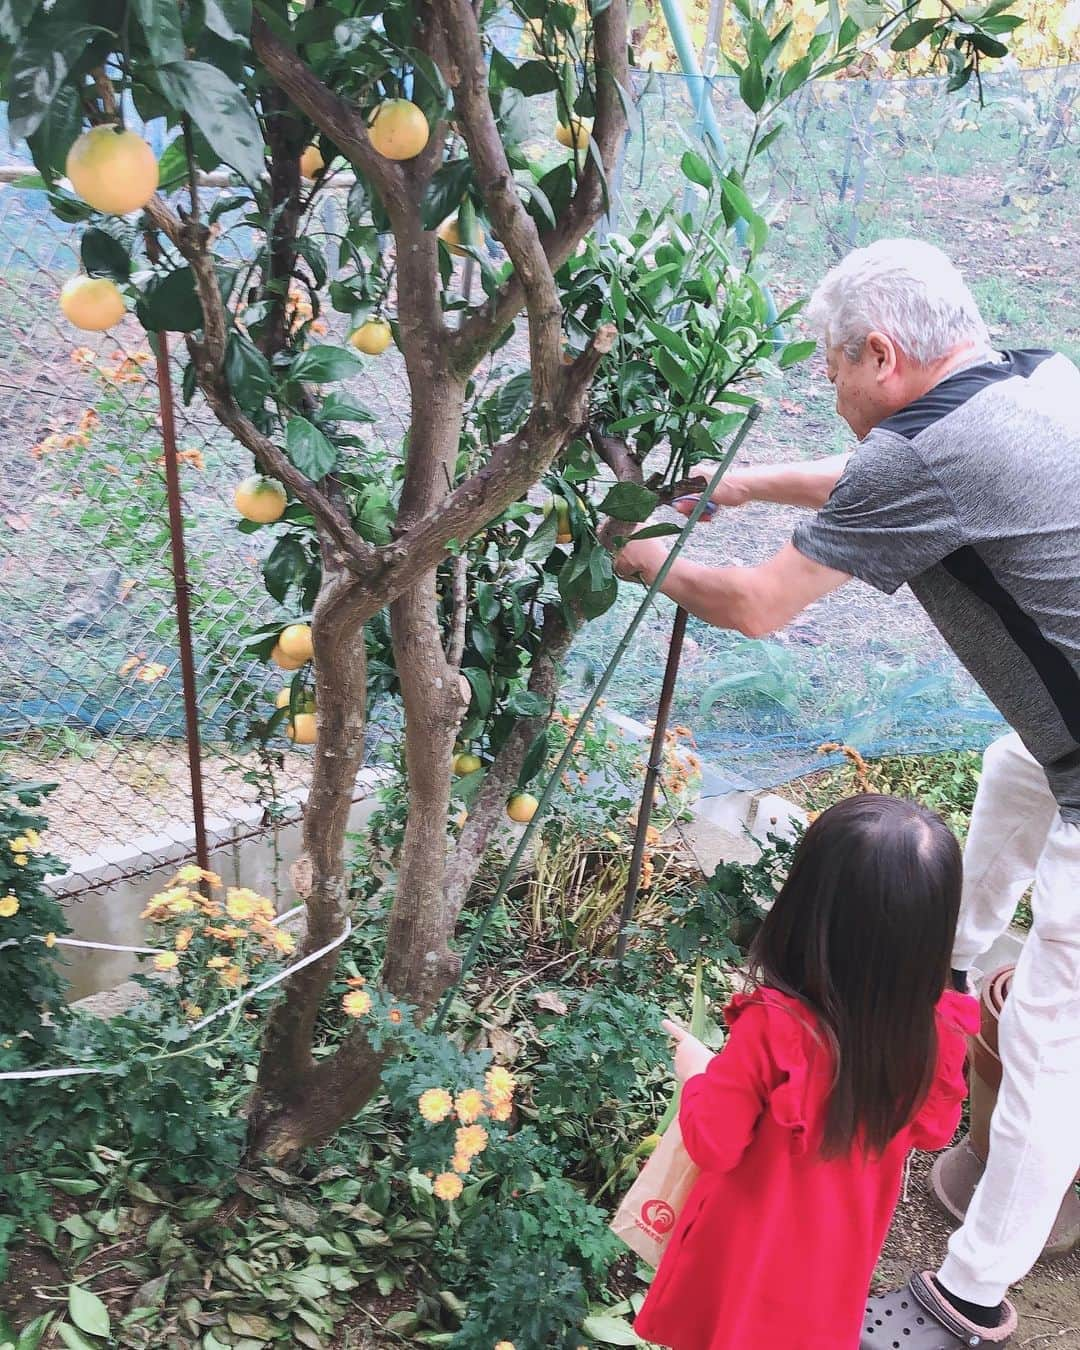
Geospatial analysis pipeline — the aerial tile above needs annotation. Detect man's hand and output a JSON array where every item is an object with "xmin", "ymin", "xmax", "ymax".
[
  {"xmin": 612, "ymin": 534, "xmax": 668, "ymax": 584},
  {"xmin": 675, "ymin": 463, "xmax": 752, "ymax": 518},
  {"xmin": 662, "ymin": 1018, "xmax": 714, "ymax": 1081}
]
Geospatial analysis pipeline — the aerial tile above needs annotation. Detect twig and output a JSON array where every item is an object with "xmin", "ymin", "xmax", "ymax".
[{"xmin": 445, "ymin": 553, "xmax": 468, "ymax": 667}]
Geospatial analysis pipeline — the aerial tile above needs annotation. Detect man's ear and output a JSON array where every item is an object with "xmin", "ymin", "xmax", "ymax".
[{"xmin": 865, "ymin": 330, "xmax": 899, "ymax": 380}]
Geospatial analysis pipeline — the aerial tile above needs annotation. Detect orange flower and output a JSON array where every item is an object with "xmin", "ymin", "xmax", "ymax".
[
  {"xmin": 173, "ymin": 864, "xmax": 221, "ymax": 887},
  {"xmin": 485, "ymin": 1066, "xmax": 516, "ymax": 1101},
  {"xmin": 342, "ymin": 989, "xmax": 372, "ymax": 1018},
  {"xmin": 433, "ymin": 1172, "xmax": 463, "ymax": 1202},
  {"xmin": 218, "ymin": 963, "xmax": 245, "ymax": 989},
  {"xmin": 455, "ymin": 1089, "xmax": 486, "ymax": 1124},
  {"xmin": 455, "ymin": 1124, "xmax": 488, "ymax": 1158},
  {"xmin": 387, "ymin": 1007, "xmax": 403, "ymax": 1024},
  {"xmin": 488, "ymin": 1098, "xmax": 513, "ymax": 1123},
  {"xmin": 450, "ymin": 1152, "xmax": 472, "ymax": 1175},
  {"xmin": 266, "ymin": 927, "xmax": 296, "ymax": 955},
  {"xmin": 207, "ymin": 955, "xmax": 230, "ymax": 970},
  {"xmin": 345, "ymin": 975, "xmax": 367, "ymax": 987},
  {"xmin": 174, "ymin": 927, "xmax": 194, "ymax": 951},
  {"xmin": 418, "ymin": 1088, "xmax": 454, "ymax": 1123}
]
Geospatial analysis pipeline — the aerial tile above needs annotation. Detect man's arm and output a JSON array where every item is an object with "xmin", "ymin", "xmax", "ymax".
[
  {"xmin": 688, "ymin": 453, "xmax": 852, "ymax": 512},
  {"xmin": 616, "ymin": 539, "xmax": 851, "ymax": 637}
]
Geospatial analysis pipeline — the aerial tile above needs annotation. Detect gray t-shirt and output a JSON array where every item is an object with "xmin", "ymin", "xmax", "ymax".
[{"xmin": 793, "ymin": 349, "xmax": 1080, "ymax": 822}]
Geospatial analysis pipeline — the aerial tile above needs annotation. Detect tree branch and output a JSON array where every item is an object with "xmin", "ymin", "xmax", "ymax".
[
  {"xmin": 448, "ymin": 0, "xmax": 629, "ymax": 373},
  {"xmin": 439, "ymin": 0, "xmax": 566, "ymax": 408},
  {"xmin": 251, "ymin": 13, "xmax": 410, "ymax": 217},
  {"xmin": 590, "ymin": 425, "xmax": 642, "ymax": 484},
  {"xmin": 141, "ymin": 195, "xmax": 379, "ymax": 574},
  {"xmin": 445, "ymin": 553, "xmax": 469, "ymax": 667}
]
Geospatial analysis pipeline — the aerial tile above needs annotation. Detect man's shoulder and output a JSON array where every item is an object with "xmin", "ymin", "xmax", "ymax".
[{"xmin": 878, "ymin": 349, "xmax": 1073, "ymax": 444}]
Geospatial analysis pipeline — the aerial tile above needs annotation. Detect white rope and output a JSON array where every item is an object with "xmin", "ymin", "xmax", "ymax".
[
  {"xmin": 0, "ymin": 908, "xmax": 350, "ymax": 1082},
  {"xmin": 0, "ymin": 904, "xmax": 306, "ymax": 958}
]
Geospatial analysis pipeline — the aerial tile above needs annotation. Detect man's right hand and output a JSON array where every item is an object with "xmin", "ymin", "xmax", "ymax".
[{"xmin": 674, "ymin": 463, "xmax": 752, "ymax": 518}]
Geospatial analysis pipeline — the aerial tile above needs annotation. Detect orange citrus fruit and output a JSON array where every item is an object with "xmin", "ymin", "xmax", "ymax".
[
  {"xmin": 437, "ymin": 216, "xmax": 467, "ymax": 257},
  {"xmin": 507, "ymin": 793, "xmax": 539, "ymax": 823},
  {"xmin": 59, "ymin": 275, "xmax": 125, "ymax": 331},
  {"xmin": 278, "ymin": 623, "xmax": 314, "ymax": 662},
  {"xmin": 368, "ymin": 100, "xmax": 430, "ymax": 160},
  {"xmin": 453, "ymin": 752, "xmax": 483, "ymax": 776},
  {"xmin": 234, "ymin": 475, "xmax": 287, "ymax": 523},
  {"xmin": 271, "ymin": 643, "xmax": 306, "ymax": 671},
  {"xmin": 287, "ymin": 712, "xmax": 317, "ymax": 744},
  {"xmin": 66, "ymin": 127, "xmax": 159, "ymax": 215},
  {"xmin": 555, "ymin": 119, "xmax": 592, "ymax": 151},
  {"xmin": 349, "ymin": 319, "xmax": 393, "ymax": 355},
  {"xmin": 299, "ymin": 144, "xmax": 325, "ymax": 179}
]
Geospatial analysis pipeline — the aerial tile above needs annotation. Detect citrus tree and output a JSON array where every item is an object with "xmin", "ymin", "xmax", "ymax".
[{"xmin": 0, "ymin": 0, "xmax": 1022, "ymax": 1160}]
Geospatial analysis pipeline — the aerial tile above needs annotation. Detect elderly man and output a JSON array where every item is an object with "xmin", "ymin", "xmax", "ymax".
[{"xmin": 614, "ymin": 238, "xmax": 1080, "ymax": 1347}]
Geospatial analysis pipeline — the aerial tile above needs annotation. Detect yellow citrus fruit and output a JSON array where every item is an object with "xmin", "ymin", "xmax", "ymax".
[
  {"xmin": 507, "ymin": 793, "xmax": 539, "ymax": 824},
  {"xmin": 234, "ymin": 474, "xmax": 287, "ymax": 523},
  {"xmin": 59, "ymin": 275, "xmax": 126, "ymax": 331},
  {"xmin": 368, "ymin": 100, "xmax": 430, "ymax": 161},
  {"xmin": 349, "ymin": 319, "xmax": 393, "ymax": 355},
  {"xmin": 287, "ymin": 712, "xmax": 317, "ymax": 744},
  {"xmin": 437, "ymin": 216, "xmax": 467, "ymax": 257},
  {"xmin": 270, "ymin": 643, "xmax": 306, "ymax": 671},
  {"xmin": 555, "ymin": 119, "xmax": 592, "ymax": 151},
  {"xmin": 453, "ymin": 752, "xmax": 482, "ymax": 776},
  {"xmin": 278, "ymin": 623, "xmax": 314, "ymax": 662},
  {"xmin": 65, "ymin": 127, "xmax": 159, "ymax": 215},
  {"xmin": 299, "ymin": 144, "xmax": 324, "ymax": 179}
]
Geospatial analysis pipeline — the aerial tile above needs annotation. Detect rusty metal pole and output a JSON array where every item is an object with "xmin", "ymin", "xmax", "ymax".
[
  {"xmin": 153, "ymin": 330, "xmax": 212, "ymax": 875},
  {"xmin": 615, "ymin": 604, "xmax": 690, "ymax": 962}
]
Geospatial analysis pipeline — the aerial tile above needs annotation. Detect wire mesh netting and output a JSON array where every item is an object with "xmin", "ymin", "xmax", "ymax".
[{"xmin": 0, "ymin": 57, "xmax": 1077, "ymax": 891}]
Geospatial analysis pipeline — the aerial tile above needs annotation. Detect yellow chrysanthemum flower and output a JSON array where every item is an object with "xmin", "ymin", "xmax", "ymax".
[
  {"xmin": 450, "ymin": 1152, "xmax": 472, "ymax": 1175},
  {"xmin": 485, "ymin": 1066, "xmax": 516, "ymax": 1101},
  {"xmin": 10, "ymin": 835, "xmax": 30, "ymax": 852},
  {"xmin": 173, "ymin": 864, "xmax": 221, "ymax": 886},
  {"xmin": 207, "ymin": 954, "xmax": 230, "ymax": 969},
  {"xmin": 44, "ymin": 931, "xmax": 56, "ymax": 948},
  {"xmin": 455, "ymin": 1124, "xmax": 489, "ymax": 1158},
  {"xmin": 0, "ymin": 895, "xmax": 19, "ymax": 918},
  {"xmin": 24, "ymin": 829, "xmax": 41, "ymax": 849},
  {"xmin": 342, "ymin": 989, "xmax": 372, "ymax": 1018},
  {"xmin": 489, "ymin": 1098, "xmax": 513, "ymax": 1123},
  {"xmin": 218, "ymin": 963, "xmax": 245, "ymax": 989},
  {"xmin": 153, "ymin": 951, "xmax": 180, "ymax": 971},
  {"xmin": 494, "ymin": 1342, "xmax": 516, "ymax": 1350},
  {"xmin": 267, "ymin": 928, "xmax": 296, "ymax": 954},
  {"xmin": 455, "ymin": 1089, "xmax": 486, "ymax": 1124},
  {"xmin": 433, "ymin": 1172, "xmax": 463, "ymax": 1202},
  {"xmin": 174, "ymin": 927, "xmax": 194, "ymax": 951},
  {"xmin": 12, "ymin": 854, "xmax": 27, "ymax": 866},
  {"xmin": 418, "ymin": 1088, "xmax": 454, "ymax": 1123}
]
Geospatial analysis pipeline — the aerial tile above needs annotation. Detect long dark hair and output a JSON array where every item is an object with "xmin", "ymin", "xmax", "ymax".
[{"xmin": 749, "ymin": 794, "xmax": 962, "ymax": 1157}]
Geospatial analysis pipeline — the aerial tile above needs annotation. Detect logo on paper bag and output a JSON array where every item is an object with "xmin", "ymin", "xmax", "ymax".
[{"xmin": 637, "ymin": 1197, "xmax": 677, "ymax": 1238}]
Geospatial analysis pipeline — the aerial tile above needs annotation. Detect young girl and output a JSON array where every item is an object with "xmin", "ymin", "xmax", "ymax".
[{"xmin": 634, "ymin": 794, "xmax": 991, "ymax": 1350}]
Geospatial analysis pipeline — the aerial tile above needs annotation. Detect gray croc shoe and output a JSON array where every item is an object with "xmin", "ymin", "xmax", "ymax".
[{"xmin": 861, "ymin": 1271, "xmax": 1018, "ymax": 1348}]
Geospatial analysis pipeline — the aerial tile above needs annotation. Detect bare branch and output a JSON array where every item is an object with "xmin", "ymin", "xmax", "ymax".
[
  {"xmin": 449, "ymin": 0, "xmax": 630, "ymax": 372},
  {"xmin": 590, "ymin": 425, "xmax": 643, "ymax": 484},
  {"xmin": 445, "ymin": 553, "xmax": 469, "ymax": 667},
  {"xmin": 251, "ymin": 13, "xmax": 409, "ymax": 217},
  {"xmin": 439, "ymin": 0, "xmax": 566, "ymax": 407}
]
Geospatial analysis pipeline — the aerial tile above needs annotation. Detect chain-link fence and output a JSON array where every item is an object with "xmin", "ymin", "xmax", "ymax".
[{"xmin": 1, "ymin": 57, "xmax": 1077, "ymax": 893}]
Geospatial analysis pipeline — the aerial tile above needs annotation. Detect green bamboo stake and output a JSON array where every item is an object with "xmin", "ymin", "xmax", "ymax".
[{"xmin": 431, "ymin": 404, "xmax": 762, "ymax": 1032}]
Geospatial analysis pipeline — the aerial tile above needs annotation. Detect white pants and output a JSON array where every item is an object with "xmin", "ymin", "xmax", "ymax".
[{"xmin": 937, "ymin": 732, "xmax": 1080, "ymax": 1306}]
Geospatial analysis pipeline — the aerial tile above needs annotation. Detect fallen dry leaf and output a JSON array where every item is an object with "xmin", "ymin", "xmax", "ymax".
[{"xmin": 533, "ymin": 989, "xmax": 569, "ymax": 1015}]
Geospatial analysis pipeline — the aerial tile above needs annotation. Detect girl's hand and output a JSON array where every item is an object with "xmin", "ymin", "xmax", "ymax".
[{"xmin": 662, "ymin": 1018, "xmax": 714, "ymax": 1081}]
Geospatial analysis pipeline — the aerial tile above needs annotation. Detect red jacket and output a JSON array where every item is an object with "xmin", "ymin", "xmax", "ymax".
[{"xmin": 634, "ymin": 987, "xmax": 979, "ymax": 1350}]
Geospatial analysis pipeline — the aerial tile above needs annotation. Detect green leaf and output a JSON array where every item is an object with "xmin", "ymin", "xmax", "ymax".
[
  {"xmin": 156, "ymin": 60, "xmax": 264, "ymax": 185},
  {"xmin": 891, "ymin": 17, "xmax": 939, "ymax": 51},
  {"xmin": 420, "ymin": 158, "xmax": 473, "ymax": 230},
  {"xmin": 290, "ymin": 345, "xmax": 360, "ymax": 383},
  {"xmin": 286, "ymin": 417, "xmax": 337, "ymax": 479},
  {"xmin": 9, "ymin": 17, "xmax": 103, "ymax": 140},
  {"xmin": 26, "ymin": 82, "xmax": 81, "ymax": 180},
  {"xmin": 80, "ymin": 228, "xmax": 130, "ymax": 282},
  {"xmin": 136, "ymin": 267, "xmax": 203, "ymax": 333},
  {"xmin": 134, "ymin": 0, "xmax": 185, "ymax": 64},
  {"xmin": 68, "ymin": 1285, "xmax": 109, "ymax": 1339},
  {"xmin": 263, "ymin": 536, "xmax": 306, "ymax": 602},
  {"xmin": 680, "ymin": 149, "xmax": 712, "ymax": 190},
  {"xmin": 518, "ymin": 728, "xmax": 549, "ymax": 789},
  {"xmin": 491, "ymin": 370, "xmax": 532, "ymax": 432},
  {"xmin": 598, "ymin": 483, "xmax": 657, "ymax": 523},
  {"xmin": 462, "ymin": 667, "xmax": 492, "ymax": 718},
  {"xmin": 225, "ymin": 331, "xmax": 273, "ymax": 413},
  {"xmin": 48, "ymin": 1177, "xmax": 100, "ymax": 1196},
  {"xmin": 738, "ymin": 60, "xmax": 767, "ymax": 113},
  {"xmin": 319, "ymin": 393, "xmax": 376, "ymax": 424},
  {"xmin": 752, "ymin": 121, "xmax": 786, "ymax": 159},
  {"xmin": 510, "ymin": 60, "xmax": 561, "ymax": 95},
  {"xmin": 580, "ymin": 1312, "xmax": 642, "ymax": 1344},
  {"xmin": 507, "ymin": 689, "xmax": 549, "ymax": 717},
  {"xmin": 55, "ymin": 1327, "xmax": 98, "ymax": 1350},
  {"xmin": 630, "ymin": 522, "xmax": 682, "ymax": 540},
  {"xmin": 778, "ymin": 339, "xmax": 816, "ymax": 369},
  {"xmin": 720, "ymin": 175, "xmax": 756, "ymax": 225},
  {"xmin": 523, "ymin": 509, "xmax": 559, "ymax": 561},
  {"xmin": 201, "ymin": 0, "xmax": 251, "ymax": 44}
]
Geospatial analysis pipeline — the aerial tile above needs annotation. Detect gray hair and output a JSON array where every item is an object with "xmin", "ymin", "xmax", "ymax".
[{"xmin": 806, "ymin": 238, "xmax": 991, "ymax": 366}]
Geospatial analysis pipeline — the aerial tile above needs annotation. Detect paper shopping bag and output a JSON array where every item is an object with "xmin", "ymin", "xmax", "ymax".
[{"xmin": 610, "ymin": 1120, "xmax": 699, "ymax": 1267}]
